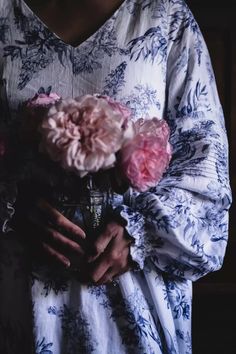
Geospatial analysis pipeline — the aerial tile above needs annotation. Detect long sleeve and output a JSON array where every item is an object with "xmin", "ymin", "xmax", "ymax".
[{"xmin": 115, "ymin": 0, "xmax": 232, "ymax": 281}]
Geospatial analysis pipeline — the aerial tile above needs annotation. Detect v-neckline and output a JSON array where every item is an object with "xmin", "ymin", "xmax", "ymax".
[{"xmin": 20, "ymin": 0, "xmax": 127, "ymax": 50}]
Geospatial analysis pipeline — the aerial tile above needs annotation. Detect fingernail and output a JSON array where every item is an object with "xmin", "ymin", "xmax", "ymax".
[
  {"xmin": 87, "ymin": 255, "xmax": 96, "ymax": 263},
  {"xmin": 78, "ymin": 231, "xmax": 86, "ymax": 239},
  {"xmin": 75, "ymin": 248, "xmax": 84, "ymax": 256},
  {"xmin": 64, "ymin": 259, "xmax": 70, "ymax": 268}
]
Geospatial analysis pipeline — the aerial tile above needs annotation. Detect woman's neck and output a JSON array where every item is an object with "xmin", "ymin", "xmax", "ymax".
[
  {"xmin": 24, "ymin": 0, "xmax": 125, "ymax": 47},
  {"xmin": 25, "ymin": 0, "xmax": 123, "ymax": 11}
]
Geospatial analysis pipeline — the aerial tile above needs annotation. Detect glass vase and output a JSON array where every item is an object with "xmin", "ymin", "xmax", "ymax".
[{"xmin": 51, "ymin": 174, "xmax": 112, "ymax": 239}]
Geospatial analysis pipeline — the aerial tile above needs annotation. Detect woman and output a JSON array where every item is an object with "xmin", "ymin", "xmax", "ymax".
[{"xmin": 0, "ymin": 0, "xmax": 231, "ymax": 353}]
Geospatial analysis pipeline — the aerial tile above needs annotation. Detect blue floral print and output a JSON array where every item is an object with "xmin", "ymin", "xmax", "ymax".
[
  {"xmin": 35, "ymin": 338, "xmax": 53, "ymax": 354},
  {"xmin": 103, "ymin": 61, "xmax": 127, "ymax": 97},
  {"xmin": 127, "ymin": 26, "xmax": 167, "ymax": 64},
  {"xmin": 4, "ymin": 5, "xmax": 69, "ymax": 90},
  {"xmin": 48, "ymin": 305, "xmax": 98, "ymax": 353},
  {"xmin": 0, "ymin": 17, "xmax": 8, "ymax": 43},
  {"xmin": 122, "ymin": 84, "xmax": 161, "ymax": 117}
]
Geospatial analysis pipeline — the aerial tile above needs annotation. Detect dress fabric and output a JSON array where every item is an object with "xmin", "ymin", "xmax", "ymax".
[{"xmin": 0, "ymin": 0, "xmax": 232, "ymax": 353}]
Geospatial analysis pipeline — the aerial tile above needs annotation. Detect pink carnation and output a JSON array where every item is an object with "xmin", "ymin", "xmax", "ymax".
[
  {"xmin": 119, "ymin": 118, "xmax": 172, "ymax": 192},
  {"xmin": 40, "ymin": 95, "xmax": 131, "ymax": 177}
]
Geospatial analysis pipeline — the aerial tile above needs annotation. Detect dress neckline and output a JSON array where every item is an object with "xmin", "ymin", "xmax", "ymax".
[{"xmin": 20, "ymin": 0, "xmax": 127, "ymax": 50}]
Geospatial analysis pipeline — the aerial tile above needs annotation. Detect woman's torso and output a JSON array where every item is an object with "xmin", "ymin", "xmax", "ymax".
[
  {"xmin": 0, "ymin": 0, "xmax": 167, "ymax": 119},
  {"xmin": 0, "ymin": 1, "xmax": 192, "ymax": 354}
]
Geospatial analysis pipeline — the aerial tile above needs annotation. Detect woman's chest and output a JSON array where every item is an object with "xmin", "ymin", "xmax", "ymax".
[{"xmin": 0, "ymin": 0, "xmax": 167, "ymax": 120}]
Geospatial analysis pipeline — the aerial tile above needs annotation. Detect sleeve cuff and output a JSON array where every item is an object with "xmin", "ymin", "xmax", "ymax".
[
  {"xmin": 0, "ymin": 182, "xmax": 17, "ymax": 234},
  {"xmin": 114, "ymin": 205, "xmax": 146, "ymax": 269}
]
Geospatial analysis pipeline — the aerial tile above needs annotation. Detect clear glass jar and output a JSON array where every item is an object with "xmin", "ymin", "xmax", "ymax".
[{"xmin": 52, "ymin": 174, "xmax": 112, "ymax": 239}]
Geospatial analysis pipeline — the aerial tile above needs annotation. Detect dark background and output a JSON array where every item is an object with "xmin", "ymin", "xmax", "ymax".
[{"xmin": 185, "ymin": 1, "xmax": 235, "ymax": 353}]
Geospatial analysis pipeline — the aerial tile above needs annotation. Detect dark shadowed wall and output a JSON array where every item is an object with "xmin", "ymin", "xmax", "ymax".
[{"xmin": 186, "ymin": 1, "xmax": 235, "ymax": 353}]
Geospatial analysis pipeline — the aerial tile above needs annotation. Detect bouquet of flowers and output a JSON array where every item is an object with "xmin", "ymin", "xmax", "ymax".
[
  {"xmin": 19, "ymin": 91, "xmax": 172, "ymax": 234},
  {"xmin": 23, "ymin": 92, "xmax": 172, "ymax": 191}
]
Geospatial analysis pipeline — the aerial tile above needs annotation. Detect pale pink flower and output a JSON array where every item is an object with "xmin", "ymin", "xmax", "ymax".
[
  {"xmin": 99, "ymin": 95, "xmax": 135, "ymax": 142},
  {"xmin": 98, "ymin": 95, "xmax": 132, "ymax": 121},
  {"xmin": 22, "ymin": 93, "xmax": 61, "ymax": 143},
  {"xmin": 26, "ymin": 92, "xmax": 61, "ymax": 109},
  {"xmin": 40, "ymin": 95, "xmax": 130, "ymax": 177},
  {"xmin": 119, "ymin": 118, "xmax": 172, "ymax": 192},
  {"xmin": 134, "ymin": 117, "xmax": 170, "ymax": 142}
]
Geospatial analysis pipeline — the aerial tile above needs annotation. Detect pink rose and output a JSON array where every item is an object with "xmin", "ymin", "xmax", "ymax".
[
  {"xmin": 98, "ymin": 95, "xmax": 132, "ymax": 121},
  {"xmin": 134, "ymin": 117, "xmax": 170, "ymax": 143},
  {"xmin": 21, "ymin": 92, "xmax": 61, "ymax": 144},
  {"xmin": 26, "ymin": 92, "xmax": 61, "ymax": 109},
  {"xmin": 40, "ymin": 95, "xmax": 130, "ymax": 177},
  {"xmin": 119, "ymin": 118, "xmax": 172, "ymax": 192}
]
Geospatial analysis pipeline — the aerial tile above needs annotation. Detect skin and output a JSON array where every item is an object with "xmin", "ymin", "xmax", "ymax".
[
  {"xmin": 16, "ymin": 198, "xmax": 133, "ymax": 285},
  {"xmin": 24, "ymin": 0, "xmax": 125, "ymax": 47},
  {"xmin": 18, "ymin": 1, "xmax": 131, "ymax": 285}
]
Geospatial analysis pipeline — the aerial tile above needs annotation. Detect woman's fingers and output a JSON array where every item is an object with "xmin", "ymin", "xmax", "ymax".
[
  {"xmin": 96, "ymin": 263, "xmax": 131, "ymax": 285},
  {"xmin": 27, "ymin": 207, "xmax": 85, "ymax": 256},
  {"xmin": 88, "ymin": 231, "xmax": 113, "ymax": 263},
  {"xmin": 91, "ymin": 248, "xmax": 131, "ymax": 285},
  {"xmin": 96, "ymin": 267, "xmax": 114, "ymax": 285},
  {"xmin": 42, "ymin": 242, "xmax": 71, "ymax": 268},
  {"xmin": 89, "ymin": 251, "xmax": 112, "ymax": 283},
  {"xmin": 37, "ymin": 198, "xmax": 86, "ymax": 239},
  {"xmin": 45, "ymin": 226, "xmax": 85, "ymax": 256},
  {"xmin": 89, "ymin": 225, "xmax": 131, "ymax": 284},
  {"xmin": 88, "ymin": 222, "xmax": 121, "ymax": 262},
  {"xmin": 95, "ymin": 249, "xmax": 129, "ymax": 284},
  {"xmin": 22, "ymin": 200, "xmax": 86, "ymax": 268}
]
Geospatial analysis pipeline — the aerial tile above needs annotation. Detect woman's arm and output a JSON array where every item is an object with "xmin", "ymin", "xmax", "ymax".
[{"xmin": 112, "ymin": 0, "xmax": 232, "ymax": 281}]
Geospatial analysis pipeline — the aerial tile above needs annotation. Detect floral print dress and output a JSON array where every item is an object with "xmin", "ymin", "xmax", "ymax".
[{"xmin": 0, "ymin": 0, "xmax": 232, "ymax": 353}]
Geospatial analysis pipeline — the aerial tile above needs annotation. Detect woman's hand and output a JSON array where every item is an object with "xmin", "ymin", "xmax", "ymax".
[
  {"xmin": 87, "ymin": 222, "xmax": 133, "ymax": 285},
  {"xmin": 14, "ymin": 197, "xmax": 133, "ymax": 284},
  {"xmin": 14, "ymin": 197, "xmax": 86, "ymax": 268}
]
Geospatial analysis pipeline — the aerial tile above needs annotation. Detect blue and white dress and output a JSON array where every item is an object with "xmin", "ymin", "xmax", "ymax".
[{"xmin": 0, "ymin": 0, "xmax": 232, "ymax": 353}]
